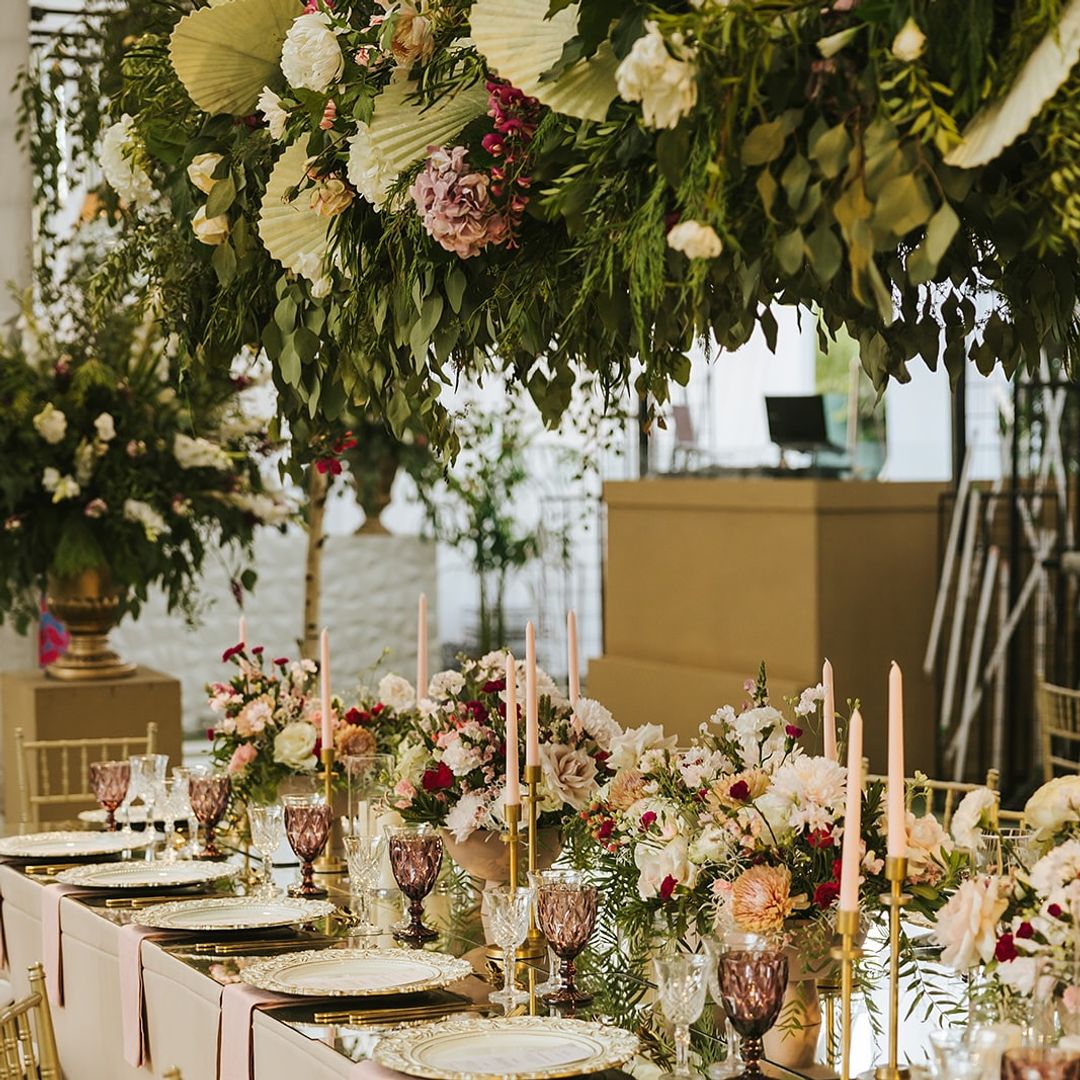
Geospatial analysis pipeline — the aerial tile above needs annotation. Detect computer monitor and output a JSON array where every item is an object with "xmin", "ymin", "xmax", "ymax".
[{"xmin": 765, "ymin": 395, "xmax": 843, "ymax": 454}]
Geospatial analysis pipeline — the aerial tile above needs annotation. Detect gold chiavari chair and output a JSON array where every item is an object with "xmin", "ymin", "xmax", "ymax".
[
  {"xmin": 864, "ymin": 766, "xmax": 1002, "ymax": 831},
  {"xmin": 14, "ymin": 721, "xmax": 158, "ymax": 830},
  {"xmin": 1039, "ymin": 682, "xmax": 1080, "ymax": 782},
  {"xmin": 0, "ymin": 964, "xmax": 60, "ymax": 1079}
]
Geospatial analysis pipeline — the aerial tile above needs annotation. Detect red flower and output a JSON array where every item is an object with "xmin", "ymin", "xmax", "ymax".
[
  {"xmin": 640, "ymin": 811, "xmax": 657, "ymax": 830},
  {"xmin": 594, "ymin": 750, "xmax": 611, "ymax": 766},
  {"xmin": 332, "ymin": 432, "xmax": 357, "ymax": 454},
  {"xmin": 422, "ymin": 762, "xmax": 454, "ymax": 792},
  {"xmin": 251, "ymin": 645, "xmax": 264, "ymax": 656},
  {"xmin": 344, "ymin": 707, "xmax": 364, "ymax": 725},
  {"xmin": 481, "ymin": 679, "xmax": 506, "ymax": 694},
  {"xmin": 371, "ymin": 703, "xmax": 385, "ymax": 715},
  {"xmin": 813, "ymin": 881, "xmax": 840, "ymax": 909},
  {"xmin": 994, "ymin": 934, "xmax": 1018, "ymax": 963},
  {"xmin": 315, "ymin": 457, "xmax": 343, "ymax": 476},
  {"xmin": 659, "ymin": 875, "xmax": 678, "ymax": 901},
  {"xmin": 785, "ymin": 725, "xmax": 803, "ymax": 738},
  {"xmin": 729, "ymin": 780, "xmax": 750, "ymax": 803},
  {"xmin": 808, "ymin": 828, "xmax": 835, "ymax": 849},
  {"xmin": 1016, "ymin": 922, "xmax": 1035, "ymax": 940},
  {"xmin": 222, "ymin": 643, "xmax": 244, "ymax": 662},
  {"xmin": 1049, "ymin": 904, "xmax": 1063, "ymax": 917},
  {"xmin": 597, "ymin": 819, "xmax": 615, "ymax": 840},
  {"xmin": 273, "ymin": 657, "xmax": 289, "ymax": 666},
  {"xmin": 205, "ymin": 728, "xmax": 215, "ymax": 741}
]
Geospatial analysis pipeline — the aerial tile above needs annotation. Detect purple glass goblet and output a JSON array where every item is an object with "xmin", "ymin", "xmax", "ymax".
[
  {"xmin": 388, "ymin": 824, "xmax": 443, "ymax": 944},
  {"xmin": 88, "ymin": 760, "xmax": 130, "ymax": 832},
  {"xmin": 187, "ymin": 767, "xmax": 232, "ymax": 859},
  {"xmin": 717, "ymin": 948, "xmax": 789, "ymax": 1079},
  {"xmin": 1002, "ymin": 1049, "xmax": 1080, "ymax": 1080},
  {"xmin": 283, "ymin": 795, "xmax": 333, "ymax": 898},
  {"xmin": 531, "ymin": 869, "xmax": 598, "ymax": 1007}
]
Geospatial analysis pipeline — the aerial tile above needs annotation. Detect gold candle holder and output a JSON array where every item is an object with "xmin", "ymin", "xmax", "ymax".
[
  {"xmin": 522, "ymin": 764, "xmax": 547, "ymax": 958},
  {"xmin": 485, "ymin": 801, "xmax": 524, "ymax": 963},
  {"xmin": 874, "ymin": 856, "xmax": 911, "ymax": 1080},
  {"xmin": 830, "ymin": 907, "xmax": 863, "ymax": 1080},
  {"xmin": 313, "ymin": 745, "xmax": 344, "ymax": 874}
]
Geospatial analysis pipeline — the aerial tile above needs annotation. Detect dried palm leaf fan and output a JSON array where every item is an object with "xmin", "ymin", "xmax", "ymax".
[
  {"xmin": 945, "ymin": 0, "xmax": 1080, "ymax": 168},
  {"xmin": 259, "ymin": 141, "xmax": 332, "ymax": 280},
  {"xmin": 170, "ymin": 0, "xmax": 302, "ymax": 116},
  {"xmin": 470, "ymin": 0, "xmax": 619, "ymax": 123}
]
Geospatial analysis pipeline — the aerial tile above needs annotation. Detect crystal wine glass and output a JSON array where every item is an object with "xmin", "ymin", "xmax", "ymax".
[
  {"xmin": 341, "ymin": 753, "xmax": 394, "ymax": 836},
  {"xmin": 717, "ymin": 945, "xmax": 789, "ymax": 1079},
  {"xmin": 188, "ymin": 766, "xmax": 232, "ymax": 859},
  {"xmin": 170, "ymin": 766, "xmax": 193, "ymax": 855},
  {"xmin": 531, "ymin": 869, "xmax": 597, "ymax": 1007},
  {"xmin": 248, "ymin": 803, "xmax": 285, "ymax": 899},
  {"xmin": 388, "ymin": 824, "xmax": 443, "ymax": 945},
  {"xmin": 88, "ymin": 760, "xmax": 129, "ymax": 832},
  {"xmin": 344, "ymin": 834, "xmax": 386, "ymax": 935},
  {"xmin": 283, "ymin": 794, "xmax": 332, "ymax": 898},
  {"xmin": 129, "ymin": 753, "xmax": 168, "ymax": 830},
  {"xmin": 655, "ymin": 953, "xmax": 710, "ymax": 1079},
  {"xmin": 483, "ymin": 886, "xmax": 534, "ymax": 1009},
  {"xmin": 155, "ymin": 778, "xmax": 180, "ymax": 862}
]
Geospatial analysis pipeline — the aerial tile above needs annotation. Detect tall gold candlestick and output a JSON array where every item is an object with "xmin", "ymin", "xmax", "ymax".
[
  {"xmin": 314, "ymin": 745, "xmax": 344, "ymax": 874},
  {"xmin": 507, "ymin": 802, "xmax": 521, "ymax": 892},
  {"xmin": 831, "ymin": 908, "xmax": 862, "ymax": 1080},
  {"xmin": 875, "ymin": 856, "xmax": 910, "ymax": 1080},
  {"xmin": 523, "ymin": 764, "xmax": 546, "ymax": 957}
]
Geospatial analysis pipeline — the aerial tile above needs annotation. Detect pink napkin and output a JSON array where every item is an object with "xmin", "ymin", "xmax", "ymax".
[
  {"xmin": 119, "ymin": 924, "xmax": 172, "ymax": 1067},
  {"xmin": 218, "ymin": 983, "xmax": 299, "ymax": 1080},
  {"xmin": 41, "ymin": 883, "xmax": 86, "ymax": 1006}
]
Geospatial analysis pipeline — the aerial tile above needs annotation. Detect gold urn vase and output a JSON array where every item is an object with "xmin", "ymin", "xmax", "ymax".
[{"xmin": 45, "ymin": 568, "xmax": 136, "ymax": 681}]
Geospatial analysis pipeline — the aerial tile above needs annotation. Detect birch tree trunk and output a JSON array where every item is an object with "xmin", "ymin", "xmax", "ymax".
[{"xmin": 300, "ymin": 466, "xmax": 329, "ymax": 660}]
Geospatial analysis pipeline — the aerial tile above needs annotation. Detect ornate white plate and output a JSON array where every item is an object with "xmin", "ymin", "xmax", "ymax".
[
  {"xmin": 0, "ymin": 831, "xmax": 156, "ymax": 860},
  {"xmin": 55, "ymin": 860, "xmax": 238, "ymax": 890},
  {"xmin": 373, "ymin": 1016, "xmax": 640, "ymax": 1079},
  {"xmin": 78, "ymin": 807, "xmax": 182, "ymax": 826},
  {"xmin": 243, "ymin": 947, "xmax": 473, "ymax": 997},
  {"xmin": 131, "ymin": 896, "xmax": 335, "ymax": 932}
]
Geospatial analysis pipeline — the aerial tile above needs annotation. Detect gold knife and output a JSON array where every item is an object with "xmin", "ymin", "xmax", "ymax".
[
  {"xmin": 190, "ymin": 936, "xmax": 345, "ymax": 955},
  {"xmin": 105, "ymin": 894, "xmax": 209, "ymax": 908},
  {"xmin": 313, "ymin": 1001, "xmax": 495, "ymax": 1025}
]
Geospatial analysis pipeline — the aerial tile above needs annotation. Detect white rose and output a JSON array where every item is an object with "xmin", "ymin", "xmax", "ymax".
[
  {"xmin": 33, "ymin": 403, "xmax": 67, "ymax": 444},
  {"xmin": 187, "ymin": 152, "xmax": 224, "ymax": 194},
  {"xmin": 395, "ymin": 738, "xmax": 428, "ymax": 782},
  {"xmin": 273, "ymin": 721, "xmax": 319, "ymax": 770},
  {"xmin": 1025, "ymin": 776, "xmax": 1080, "ymax": 839},
  {"xmin": 932, "ymin": 877, "xmax": 1008, "ymax": 970},
  {"xmin": 574, "ymin": 697, "xmax": 621, "ymax": 750},
  {"xmin": 281, "ymin": 12, "xmax": 344, "ymax": 93},
  {"xmin": 192, "ymin": 205, "xmax": 230, "ymax": 246},
  {"xmin": 615, "ymin": 22, "xmax": 698, "ymax": 130},
  {"xmin": 428, "ymin": 670, "xmax": 465, "ymax": 701},
  {"xmin": 377, "ymin": 673, "xmax": 416, "ymax": 712},
  {"xmin": 93, "ymin": 412, "xmax": 116, "ymax": 442},
  {"xmin": 100, "ymin": 114, "xmax": 154, "ymax": 208},
  {"xmin": 122, "ymin": 498, "xmax": 169, "ymax": 542},
  {"xmin": 347, "ymin": 122, "xmax": 396, "ymax": 209},
  {"xmin": 634, "ymin": 835, "xmax": 696, "ymax": 900},
  {"xmin": 257, "ymin": 86, "xmax": 289, "ymax": 140},
  {"xmin": 688, "ymin": 823, "xmax": 733, "ymax": 865},
  {"xmin": 891, "ymin": 17, "xmax": 926, "ymax": 63},
  {"xmin": 667, "ymin": 220, "xmax": 723, "ymax": 260},
  {"xmin": 539, "ymin": 743, "xmax": 598, "ymax": 810},
  {"xmin": 174, "ymin": 433, "xmax": 231, "ymax": 471},
  {"xmin": 607, "ymin": 723, "xmax": 677, "ymax": 771},
  {"xmin": 950, "ymin": 787, "xmax": 998, "ymax": 850}
]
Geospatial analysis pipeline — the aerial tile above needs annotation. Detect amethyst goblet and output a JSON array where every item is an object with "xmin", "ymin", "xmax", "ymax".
[
  {"xmin": 187, "ymin": 767, "xmax": 231, "ymax": 859},
  {"xmin": 717, "ymin": 948, "xmax": 789, "ymax": 1079},
  {"xmin": 283, "ymin": 795, "xmax": 333, "ymax": 898},
  {"xmin": 531, "ymin": 869, "xmax": 598, "ymax": 1007},
  {"xmin": 88, "ymin": 760, "xmax": 130, "ymax": 832},
  {"xmin": 388, "ymin": 824, "xmax": 443, "ymax": 944}
]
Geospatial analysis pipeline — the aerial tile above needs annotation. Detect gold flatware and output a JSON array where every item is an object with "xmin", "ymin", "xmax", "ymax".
[
  {"xmin": 24, "ymin": 863, "xmax": 82, "ymax": 876},
  {"xmin": 104, "ymin": 894, "xmax": 210, "ymax": 909},
  {"xmin": 189, "ymin": 936, "xmax": 345, "ymax": 955},
  {"xmin": 313, "ymin": 1001, "xmax": 495, "ymax": 1025}
]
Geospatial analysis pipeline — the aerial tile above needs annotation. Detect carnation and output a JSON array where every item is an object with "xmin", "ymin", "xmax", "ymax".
[
  {"xmin": 574, "ymin": 698, "xmax": 621, "ymax": 750},
  {"xmin": 794, "ymin": 683, "xmax": 826, "ymax": 717},
  {"xmin": 84, "ymin": 498, "xmax": 108, "ymax": 519},
  {"xmin": 667, "ymin": 220, "xmax": 722, "ymax": 260},
  {"xmin": 933, "ymin": 877, "xmax": 1008, "ymax": 969},
  {"xmin": 441, "ymin": 736, "xmax": 484, "ymax": 777},
  {"xmin": 346, "ymin": 123, "xmax": 397, "ymax": 210},
  {"xmin": 174, "ymin": 433, "xmax": 231, "ymax": 471},
  {"xmin": 33, "ymin": 403, "xmax": 67, "ymax": 444},
  {"xmin": 615, "ymin": 22, "xmax": 698, "ymax": 130},
  {"xmin": 100, "ymin": 114, "xmax": 154, "ymax": 208},
  {"xmin": 445, "ymin": 791, "xmax": 489, "ymax": 842},
  {"xmin": 123, "ymin": 499, "xmax": 169, "ymax": 542},
  {"xmin": 281, "ymin": 12, "xmax": 344, "ymax": 93},
  {"xmin": 257, "ymin": 86, "xmax": 289, "ymax": 140},
  {"xmin": 187, "ymin": 153, "xmax": 224, "ymax": 195},
  {"xmin": 428, "ymin": 670, "xmax": 465, "ymax": 700},
  {"xmin": 951, "ymin": 787, "xmax": 998, "ymax": 850},
  {"xmin": 377, "ymin": 673, "xmax": 416, "ymax": 712}
]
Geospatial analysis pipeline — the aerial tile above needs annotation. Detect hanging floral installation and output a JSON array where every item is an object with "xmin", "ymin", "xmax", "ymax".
[{"xmin": 89, "ymin": 0, "xmax": 1079, "ymax": 451}]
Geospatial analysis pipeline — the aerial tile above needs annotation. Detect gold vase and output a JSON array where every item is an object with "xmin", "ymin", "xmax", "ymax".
[{"xmin": 45, "ymin": 568, "xmax": 136, "ymax": 681}]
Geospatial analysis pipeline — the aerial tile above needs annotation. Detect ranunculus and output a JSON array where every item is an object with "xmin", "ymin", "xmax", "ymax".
[
  {"xmin": 93, "ymin": 412, "xmax": 116, "ymax": 442},
  {"xmin": 615, "ymin": 21, "xmax": 698, "ymax": 130},
  {"xmin": 187, "ymin": 152, "xmax": 224, "ymax": 194},
  {"xmin": 377, "ymin": 674, "xmax": 416, "ymax": 712},
  {"xmin": 951, "ymin": 787, "xmax": 998, "ymax": 850},
  {"xmin": 539, "ymin": 743, "xmax": 598, "ymax": 811},
  {"xmin": 100, "ymin": 114, "xmax": 153, "ymax": 208},
  {"xmin": 731, "ymin": 864, "xmax": 799, "ymax": 932},
  {"xmin": 309, "ymin": 176, "xmax": 354, "ymax": 217},
  {"xmin": 634, "ymin": 836, "xmax": 696, "ymax": 900},
  {"xmin": 607, "ymin": 723, "xmax": 677, "ymax": 771},
  {"xmin": 933, "ymin": 877, "xmax": 1008, "ymax": 970},
  {"xmin": 33, "ymin": 403, "xmax": 67, "ymax": 444},
  {"xmin": 228, "ymin": 743, "xmax": 258, "ymax": 773},
  {"xmin": 273, "ymin": 721, "xmax": 319, "ymax": 770},
  {"xmin": 257, "ymin": 86, "xmax": 289, "ymax": 140},
  {"xmin": 281, "ymin": 11, "xmax": 344, "ymax": 93},
  {"xmin": 192, "ymin": 205, "xmax": 230, "ymax": 246},
  {"xmin": 891, "ymin": 17, "xmax": 926, "ymax": 63},
  {"xmin": 667, "ymin": 220, "xmax": 723, "ymax": 260},
  {"xmin": 1026, "ymin": 776, "xmax": 1080, "ymax": 839}
]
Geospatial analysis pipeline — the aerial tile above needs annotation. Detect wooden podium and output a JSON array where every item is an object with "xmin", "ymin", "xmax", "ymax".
[
  {"xmin": 587, "ymin": 477, "xmax": 945, "ymax": 774},
  {"xmin": 1, "ymin": 667, "xmax": 183, "ymax": 825}
]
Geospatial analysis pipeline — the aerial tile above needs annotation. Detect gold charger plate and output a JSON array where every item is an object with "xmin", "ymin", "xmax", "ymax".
[
  {"xmin": 55, "ymin": 860, "xmax": 237, "ymax": 890},
  {"xmin": 373, "ymin": 1015, "xmax": 640, "ymax": 1079},
  {"xmin": 0, "ymin": 830, "xmax": 156, "ymax": 860},
  {"xmin": 131, "ymin": 896, "xmax": 335, "ymax": 932},
  {"xmin": 242, "ymin": 946, "xmax": 473, "ymax": 997}
]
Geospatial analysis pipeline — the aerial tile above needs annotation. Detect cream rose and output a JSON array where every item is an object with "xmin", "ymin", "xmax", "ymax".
[
  {"xmin": 273, "ymin": 721, "xmax": 319, "ymax": 770},
  {"xmin": 539, "ymin": 743, "xmax": 598, "ymax": 810},
  {"xmin": 377, "ymin": 673, "xmax": 416, "ymax": 712},
  {"xmin": 950, "ymin": 787, "xmax": 998, "ymax": 850},
  {"xmin": 192, "ymin": 205, "xmax": 230, "ymax": 246},
  {"xmin": 1025, "ymin": 776, "xmax": 1080, "ymax": 839},
  {"xmin": 634, "ymin": 835, "xmax": 696, "ymax": 900},
  {"xmin": 187, "ymin": 152, "xmax": 224, "ymax": 194},
  {"xmin": 608, "ymin": 722, "xmax": 677, "ymax": 771},
  {"xmin": 933, "ymin": 877, "xmax": 1008, "ymax": 969},
  {"xmin": 391, "ymin": 3, "xmax": 434, "ymax": 66}
]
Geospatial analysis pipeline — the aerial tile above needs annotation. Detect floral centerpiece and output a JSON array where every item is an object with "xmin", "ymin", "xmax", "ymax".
[
  {"xmin": 0, "ymin": 283, "xmax": 291, "ymax": 676},
  {"xmin": 392, "ymin": 649, "xmax": 621, "ymax": 857},
  {"xmin": 207, "ymin": 643, "xmax": 418, "ymax": 807}
]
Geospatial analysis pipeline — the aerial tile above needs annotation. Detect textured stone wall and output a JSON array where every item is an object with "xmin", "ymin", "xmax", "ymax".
[{"xmin": 111, "ymin": 531, "xmax": 438, "ymax": 735}]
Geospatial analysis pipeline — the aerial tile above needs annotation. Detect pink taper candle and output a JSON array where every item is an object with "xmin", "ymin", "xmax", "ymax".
[
  {"xmin": 504, "ymin": 654, "xmax": 521, "ymax": 806},
  {"xmin": 416, "ymin": 593, "xmax": 428, "ymax": 703},
  {"xmin": 567, "ymin": 611, "xmax": 580, "ymax": 709},
  {"xmin": 238, "ymin": 615, "xmax": 247, "ymax": 649},
  {"xmin": 319, "ymin": 628, "xmax": 332, "ymax": 750},
  {"xmin": 887, "ymin": 662, "xmax": 906, "ymax": 858},
  {"xmin": 822, "ymin": 658, "xmax": 837, "ymax": 762},
  {"xmin": 839, "ymin": 707, "xmax": 863, "ymax": 913},
  {"xmin": 525, "ymin": 621, "xmax": 539, "ymax": 768}
]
